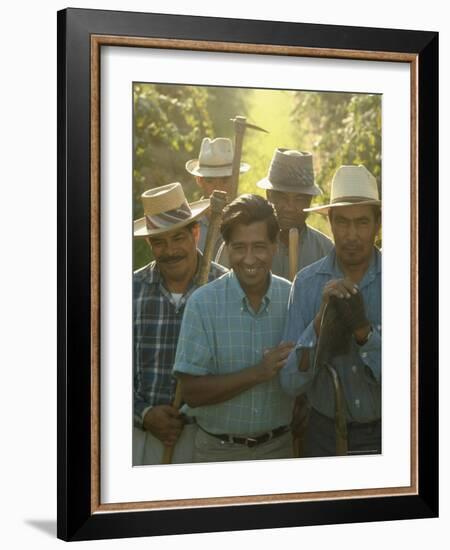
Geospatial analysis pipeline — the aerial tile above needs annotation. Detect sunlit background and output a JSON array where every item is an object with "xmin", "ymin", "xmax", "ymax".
[{"xmin": 133, "ymin": 83, "xmax": 381, "ymax": 269}]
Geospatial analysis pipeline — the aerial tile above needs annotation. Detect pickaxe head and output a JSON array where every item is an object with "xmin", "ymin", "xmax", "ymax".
[
  {"xmin": 230, "ymin": 116, "xmax": 269, "ymax": 134},
  {"xmin": 209, "ymin": 190, "xmax": 228, "ymax": 215}
]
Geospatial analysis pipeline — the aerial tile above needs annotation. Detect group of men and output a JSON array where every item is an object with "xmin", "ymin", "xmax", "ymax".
[{"xmin": 133, "ymin": 136, "xmax": 381, "ymax": 465}]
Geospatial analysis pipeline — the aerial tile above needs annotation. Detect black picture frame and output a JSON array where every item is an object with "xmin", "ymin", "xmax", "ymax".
[{"xmin": 57, "ymin": 7, "xmax": 438, "ymax": 542}]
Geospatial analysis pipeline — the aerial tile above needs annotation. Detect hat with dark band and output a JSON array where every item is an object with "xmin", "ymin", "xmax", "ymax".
[
  {"xmin": 133, "ymin": 182, "xmax": 210, "ymax": 237},
  {"xmin": 256, "ymin": 148, "xmax": 321, "ymax": 196}
]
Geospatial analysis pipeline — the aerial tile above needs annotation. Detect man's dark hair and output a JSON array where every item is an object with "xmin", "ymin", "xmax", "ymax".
[
  {"xmin": 185, "ymin": 220, "xmax": 199, "ymax": 232},
  {"xmin": 220, "ymin": 194, "xmax": 279, "ymax": 244}
]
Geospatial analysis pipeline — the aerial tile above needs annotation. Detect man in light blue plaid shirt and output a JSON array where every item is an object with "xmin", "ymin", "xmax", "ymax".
[
  {"xmin": 133, "ymin": 183, "xmax": 226, "ymax": 465},
  {"xmin": 174, "ymin": 195, "xmax": 295, "ymax": 462}
]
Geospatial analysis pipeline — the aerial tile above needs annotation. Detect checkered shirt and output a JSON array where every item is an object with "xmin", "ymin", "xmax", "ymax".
[
  {"xmin": 173, "ymin": 271, "xmax": 294, "ymax": 435},
  {"xmin": 133, "ymin": 256, "xmax": 226, "ymax": 427}
]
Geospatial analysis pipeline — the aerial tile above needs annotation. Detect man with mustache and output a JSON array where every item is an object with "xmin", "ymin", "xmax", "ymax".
[
  {"xmin": 280, "ymin": 165, "xmax": 382, "ymax": 457},
  {"xmin": 133, "ymin": 183, "xmax": 226, "ymax": 465},
  {"xmin": 173, "ymin": 194, "xmax": 295, "ymax": 462}
]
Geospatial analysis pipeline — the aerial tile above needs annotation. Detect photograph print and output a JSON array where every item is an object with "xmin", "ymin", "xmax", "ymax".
[{"xmin": 132, "ymin": 82, "xmax": 382, "ymax": 467}]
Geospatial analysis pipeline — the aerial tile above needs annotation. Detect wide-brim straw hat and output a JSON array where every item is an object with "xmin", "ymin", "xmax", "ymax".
[
  {"xmin": 186, "ymin": 137, "xmax": 250, "ymax": 177},
  {"xmin": 133, "ymin": 182, "xmax": 210, "ymax": 237},
  {"xmin": 304, "ymin": 165, "xmax": 381, "ymax": 215},
  {"xmin": 256, "ymin": 148, "xmax": 321, "ymax": 196}
]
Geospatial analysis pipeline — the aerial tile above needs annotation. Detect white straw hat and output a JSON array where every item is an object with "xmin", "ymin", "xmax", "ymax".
[
  {"xmin": 133, "ymin": 182, "xmax": 210, "ymax": 237},
  {"xmin": 185, "ymin": 137, "xmax": 250, "ymax": 177},
  {"xmin": 304, "ymin": 165, "xmax": 381, "ymax": 214}
]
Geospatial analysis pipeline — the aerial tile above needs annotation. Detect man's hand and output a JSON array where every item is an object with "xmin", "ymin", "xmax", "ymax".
[
  {"xmin": 143, "ymin": 405, "xmax": 185, "ymax": 447},
  {"xmin": 255, "ymin": 342, "xmax": 295, "ymax": 383},
  {"xmin": 314, "ymin": 278, "xmax": 370, "ymax": 342}
]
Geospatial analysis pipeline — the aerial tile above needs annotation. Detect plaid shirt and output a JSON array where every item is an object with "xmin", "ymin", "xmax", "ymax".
[
  {"xmin": 133, "ymin": 255, "xmax": 226, "ymax": 427},
  {"xmin": 173, "ymin": 271, "xmax": 294, "ymax": 435}
]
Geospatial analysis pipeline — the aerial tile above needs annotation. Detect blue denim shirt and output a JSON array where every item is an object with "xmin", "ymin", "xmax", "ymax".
[{"xmin": 280, "ymin": 248, "xmax": 381, "ymax": 423}]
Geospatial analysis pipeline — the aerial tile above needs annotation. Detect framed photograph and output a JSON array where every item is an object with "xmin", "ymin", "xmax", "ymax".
[{"xmin": 57, "ymin": 7, "xmax": 438, "ymax": 541}]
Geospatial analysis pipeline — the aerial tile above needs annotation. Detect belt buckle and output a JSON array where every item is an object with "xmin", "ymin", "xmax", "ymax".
[{"xmin": 245, "ymin": 437, "xmax": 258, "ymax": 448}]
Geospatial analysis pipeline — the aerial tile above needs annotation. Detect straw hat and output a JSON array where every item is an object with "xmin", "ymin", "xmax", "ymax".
[
  {"xmin": 304, "ymin": 165, "xmax": 381, "ymax": 215},
  {"xmin": 133, "ymin": 182, "xmax": 210, "ymax": 237},
  {"xmin": 185, "ymin": 137, "xmax": 250, "ymax": 177},
  {"xmin": 256, "ymin": 149, "xmax": 321, "ymax": 196}
]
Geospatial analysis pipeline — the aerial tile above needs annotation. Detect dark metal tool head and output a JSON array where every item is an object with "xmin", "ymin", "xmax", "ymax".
[
  {"xmin": 230, "ymin": 115, "xmax": 269, "ymax": 134},
  {"xmin": 209, "ymin": 190, "xmax": 228, "ymax": 214}
]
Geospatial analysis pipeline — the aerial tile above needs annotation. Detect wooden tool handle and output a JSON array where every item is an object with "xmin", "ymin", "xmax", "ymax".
[
  {"xmin": 162, "ymin": 191, "xmax": 227, "ymax": 465},
  {"xmin": 195, "ymin": 190, "xmax": 228, "ymax": 286},
  {"xmin": 161, "ymin": 384, "xmax": 183, "ymax": 465},
  {"xmin": 230, "ymin": 116, "xmax": 246, "ymax": 201},
  {"xmin": 288, "ymin": 227, "xmax": 299, "ymax": 281}
]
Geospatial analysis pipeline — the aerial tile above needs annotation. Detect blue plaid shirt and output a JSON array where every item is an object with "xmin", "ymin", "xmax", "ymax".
[
  {"xmin": 173, "ymin": 271, "xmax": 294, "ymax": 435},
  {"xmin": 133, "ymin": 255, "xmax": 226, "ymax": 427}
]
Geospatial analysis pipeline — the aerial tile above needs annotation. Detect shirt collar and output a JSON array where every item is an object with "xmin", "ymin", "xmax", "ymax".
[
  {"xmin": 318, "ymin": 247, "xmax": 381, "ymax": 286},
  {"xmin": 229, "ymin": 270, "xmax": 273, "ymax": 312}
]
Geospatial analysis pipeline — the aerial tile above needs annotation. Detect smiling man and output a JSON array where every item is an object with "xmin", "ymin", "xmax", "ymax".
[
  {"xmin": 133, "ymin": 183, "xmax": 226, "ymax": 465},
  {"xmin": 215, "ymin": 148, "xmax": 332, "ymax": 278},
  {"xmin": 173, "ymin": 194, "xmax": 295, "ymax": 463},
  {"xmin": 280, "ymin": 165, "xmax": 382, "ymax": 457}
]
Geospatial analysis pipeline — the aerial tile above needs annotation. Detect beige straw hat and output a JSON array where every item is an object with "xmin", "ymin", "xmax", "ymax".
[
  {"xmin": 133, "ymin": 182, "xmax": 210, "ymax": 237},
  {"xmin": 185, "ymin": 137, "xmax": 250, "ymax": 177},
  {"xmin": 304, "ymin": 165, "xmax": 381, "ymax": 215}
]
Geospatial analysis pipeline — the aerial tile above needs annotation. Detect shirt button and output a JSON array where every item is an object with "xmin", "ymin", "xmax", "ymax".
[
  {"xmin": 352, "ymin": 365, "xmax": 357, "ymax": 374},
  {"xmin": 355, "ymin": 399, "xmax": 360, "ymax": 408}
]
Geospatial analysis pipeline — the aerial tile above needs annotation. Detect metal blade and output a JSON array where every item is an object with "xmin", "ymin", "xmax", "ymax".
[{"xmin": 230, "ymin": 117, "xmax": 269, "ymax": 134}]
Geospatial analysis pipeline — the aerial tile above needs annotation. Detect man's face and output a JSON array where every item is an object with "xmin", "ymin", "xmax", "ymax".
[
  {"xmin": 267, "ymin": 190, "xmax": 312, "ymax": 231},
  {"xmin": 147, "ymin": 225, "xmax": 199, "ymax": 283},
  {"xmin": 227, "ymin": 221, "xmax": 276, "ymax": 295},
  {"xmin": 196, "ymin": 176, "xmax": 232, "ymax": 197},
  {"xmin": 329, "ymin": 205, "xmax": 380, "ymax": 268}
]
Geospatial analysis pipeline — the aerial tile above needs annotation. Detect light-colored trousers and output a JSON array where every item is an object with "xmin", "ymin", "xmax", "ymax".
[
  {"xmin": 133, "ymin": 424, "xmax": 198, "ymax": 466},
  {"xmin": 193, "ymin": 429, "xmax": 294, "ymax": 463}
]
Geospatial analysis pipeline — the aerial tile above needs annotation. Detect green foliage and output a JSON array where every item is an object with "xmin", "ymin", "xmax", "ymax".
[
  {"xmin": 134, "ymin": 83, "xmax": 212, "ymax": 213},
  {"xmin": 133, "ymin": 83, "xmax": 250, "ymax": 269},
  {"xmin": 133, "ymin": 85, "xmax": 382, "ymax": 268},
  {"xmin": 291, "ymin": 92, "xmax": 382, "ymax": 202},
  {"xmin": 242, "ymin": 89, "xmax": 301, "ymax": 195}
]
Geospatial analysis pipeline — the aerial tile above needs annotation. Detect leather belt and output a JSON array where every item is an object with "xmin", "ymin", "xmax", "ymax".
[{"xmin": 199, "ymin": 425, "xmax": 289, "ymax": 448}]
